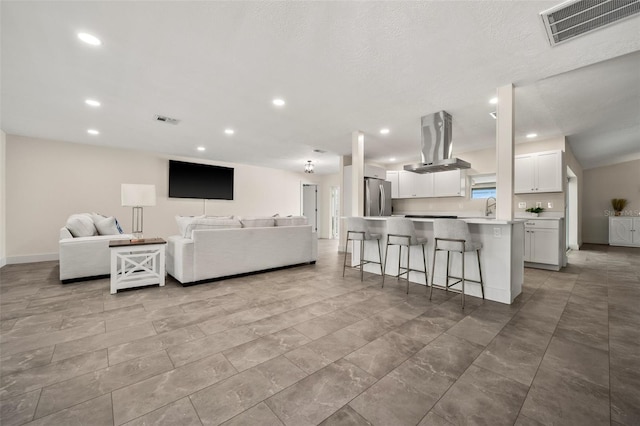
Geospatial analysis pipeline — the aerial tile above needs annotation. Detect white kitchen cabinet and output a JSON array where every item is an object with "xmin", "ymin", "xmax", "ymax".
[
  {"xmin": 514, "ymin": 150, "xmax": 563, "ymax": 194},
  {"xmin": 609, "ymin": 217, "xmax": 640, "ymax": 247},
  {"xmin": 398, "ymin": 171, "xmax": 433, "ymax": 198},
  {"xmin": 523, "ymin": 219, "xmax": 565, "ymax": 270},
  {"xmin": 433, "ymin": 169, "xmax": 465, "ymax": 197},
  {"xmin": 364, "ymin": 165, "xmax": 386, "ymax": 179},
  {"xmin": 386, "ymin": 171, "xmax": 399, "ymax": 199}
]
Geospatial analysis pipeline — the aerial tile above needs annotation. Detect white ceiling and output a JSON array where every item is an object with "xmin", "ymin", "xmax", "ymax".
[{"xmin": 2, "ymin": 1, "xmax": 640, "ymax": 174}]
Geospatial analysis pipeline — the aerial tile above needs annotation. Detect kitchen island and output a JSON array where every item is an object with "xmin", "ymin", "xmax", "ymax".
[{"xmin": 350, "ymin": 217, "xmax": 525, "ymax": 304}]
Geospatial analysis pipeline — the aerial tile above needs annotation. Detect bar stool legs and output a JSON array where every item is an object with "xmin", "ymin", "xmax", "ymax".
[
  {"xmin": 382, "ymin": 234, "xmax": 428, "ymax": 294},
  {"xmin": 429, "ymin": 243, "xmax": 485, "ymax": 309},
  {"xmin": 342, "ymin": 230, "xmax": 384, "ymax": 282}
]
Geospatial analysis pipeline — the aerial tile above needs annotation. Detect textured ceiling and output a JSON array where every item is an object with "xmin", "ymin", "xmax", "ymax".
[{"xmin": 2, "ymin": 1, "xmax": 639, "ymax": 173}]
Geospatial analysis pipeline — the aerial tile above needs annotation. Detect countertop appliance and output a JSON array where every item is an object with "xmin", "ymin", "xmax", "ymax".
[{"xmin": 365, "ymin": 178, "xmax": 391, "ymax": 217}]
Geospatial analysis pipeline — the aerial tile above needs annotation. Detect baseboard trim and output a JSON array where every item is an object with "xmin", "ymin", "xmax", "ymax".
[
  {"xmin": 0, "ymin": 257, "xmax": 6, "ymax": 268},
  {"xmin": 6, "ymin": 253, "xmax": 58, "ymax": 264}
]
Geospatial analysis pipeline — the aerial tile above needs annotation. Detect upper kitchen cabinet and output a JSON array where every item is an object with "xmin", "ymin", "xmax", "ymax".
[
  {"xmin": 514, "ymin": 150, "xmax": 563, "ymax": 194},
  {"xmin": 386, "ymin": 171, "xmax": 399, "ymax": 198},
  {"xmin": 433, "ymin": 169, "xmax": 466, "ymax": 197},
  {"xmin": 398, "ymin": 170, "xmax": 434, "ymax": 198},
  {"xmin": 364, "ymin": 165, "xmax": 386, "ymax": 179}
]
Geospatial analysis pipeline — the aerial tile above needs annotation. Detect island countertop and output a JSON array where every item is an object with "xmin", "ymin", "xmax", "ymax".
[{"xmin": 346, "ymin": 216, "xmax": 525, "ymax": 304}]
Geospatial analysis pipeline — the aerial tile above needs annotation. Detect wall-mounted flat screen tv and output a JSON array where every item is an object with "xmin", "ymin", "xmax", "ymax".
[{"xmin": 169, "ymin": 160, "xmax": 234, "ymax": 200}]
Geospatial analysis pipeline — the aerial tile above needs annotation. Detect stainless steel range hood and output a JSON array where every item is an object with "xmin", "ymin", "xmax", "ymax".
[{"xmin": 404, "ymin": 111, "xmax": 470, "ymax": 173}]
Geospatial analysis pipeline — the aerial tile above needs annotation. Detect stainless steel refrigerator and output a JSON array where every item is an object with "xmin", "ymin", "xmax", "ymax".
[{"xmin": 365, "ymin": 178, "xmax": 392, "ymax": 216}]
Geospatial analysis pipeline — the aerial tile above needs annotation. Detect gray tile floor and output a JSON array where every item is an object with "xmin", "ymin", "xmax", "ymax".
[{"xmin": 0, "ymin": 240, "xmax": 638, "ymax": 426}]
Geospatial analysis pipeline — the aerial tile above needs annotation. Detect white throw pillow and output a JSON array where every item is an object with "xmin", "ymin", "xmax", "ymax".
[
  {"xmin": 274, "ymin": 216, "xmax": 308, "ymax": 226},
  {"xmin": 90, "ymin": 212, "xmax": 107, "ymax": 224},
  {"xmin": 94, "ymin": 216, "xmax": 121, "ymax": 235},
  {"xmin": 66, "ymin": 214, "xmax": 98, "ymax": 237},
  {"xmin": 175, "ymin": 215, "xmax": 204, "ymax": 237},
  {"xmin": 240, "ymin": 217, "xmax": 275, "ymax": 228},
  {"xmin": 185, "ymin": 218, "xmax": 242, "ymax": 238}
]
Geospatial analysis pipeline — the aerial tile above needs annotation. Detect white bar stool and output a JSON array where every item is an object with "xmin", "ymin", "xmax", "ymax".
[
  {"xmin": 383, "ymin": 217, "xmax": 428, "ymax": 294},
  {"xmin": 343, "ymin": 217, "xmax": 384, "ymax": 281},
  {"xmin": 429, "ymin": 219, "xmax": 485, "ymax": 309}
]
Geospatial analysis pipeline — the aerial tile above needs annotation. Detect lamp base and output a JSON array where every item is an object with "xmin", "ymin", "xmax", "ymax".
[{"xmin": 131, "ymin": 232, "xmax": 144, "ymax": 242}]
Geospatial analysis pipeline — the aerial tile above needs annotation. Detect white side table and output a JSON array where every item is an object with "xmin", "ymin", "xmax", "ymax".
[{"xmin": 109, "ymin": 238, "xmax": 166, "ymax": 294}]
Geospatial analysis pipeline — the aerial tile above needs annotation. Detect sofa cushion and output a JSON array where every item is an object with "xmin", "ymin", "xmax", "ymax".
[
  {"xmin": 185, "ymin": 218, "xmax": 242, "ymax": 238},
  {"xmin": 94, "ymin": 216, "xmax": 121, "ymax": 235},
  {"xmin": 240, "ymin": 217, "xmax": 275, "ymax": 228},
  {"xmin": 274, "ymin": 216, "xmax": 308, "ymax": 226},
  {"xmin": 175, "ymin": 215, "xmax": 204, "ymax": 237},
  {"xmin": 66, "ymin": 214, "xmax": 98, "ymax": 237}
]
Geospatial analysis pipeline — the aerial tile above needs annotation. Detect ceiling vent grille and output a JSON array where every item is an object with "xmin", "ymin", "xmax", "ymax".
[
  {"xmin": 541, "ymin": 0, "xmax": 640, "ymax": 46},
  {"xmin": 154, "ymin": 115, "xmax": 180, "ymax": 125}
]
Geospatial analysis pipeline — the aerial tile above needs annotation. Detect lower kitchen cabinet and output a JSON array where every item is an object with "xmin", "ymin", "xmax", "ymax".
[
  {"xmin": 524, "ymin": 219, "xmax": 565, "ymax": 271},
  {"xmin": 609, "ymin": 217, "xmax": 640, "ymax": 247}
]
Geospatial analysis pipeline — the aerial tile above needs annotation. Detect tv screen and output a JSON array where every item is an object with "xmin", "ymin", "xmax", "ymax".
[{"xmin": 169, "ymin": 160, "xmax": 234, "ymax": 200}]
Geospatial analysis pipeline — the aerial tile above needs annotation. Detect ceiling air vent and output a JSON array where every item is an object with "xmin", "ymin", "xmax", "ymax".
[
  {"xmin": 541, "ymin": 0, "xmax": 640, "ymax": 46},
  {"xmin": 154, "ymin": 115, "xmax": 180, "ymax": 125}
]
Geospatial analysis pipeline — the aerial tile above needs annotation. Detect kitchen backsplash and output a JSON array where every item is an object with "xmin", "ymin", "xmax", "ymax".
[{"xmin": 392, "ymin": 192, "xmax": 565, "ymax": 215}]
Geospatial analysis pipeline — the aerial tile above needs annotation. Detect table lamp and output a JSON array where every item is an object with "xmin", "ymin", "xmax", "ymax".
[{"xmin": 121, "ymin": 184, "xmax": 156, "ymax": 240}]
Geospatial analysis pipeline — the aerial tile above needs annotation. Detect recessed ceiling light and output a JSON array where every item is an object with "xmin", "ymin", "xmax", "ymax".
[
  {"xmin": 77, "ymin": 32, "xmax": 101, "ymax": 46},
  {"xmin": 87, "ymin": 129, "xmax": 99, "ymax": 135},
  {"xmin": 197, "ymin": 146, "xmax": 206, "ymax": 151},
  {"xmin": 85, "ymin": 99, "xmax": 101, "ymax": 107},
  {"xmin": 389, "ymin": 158, "xmax": 396, "ymax": 162},
  {"xmin": 224, "ymin": 129, "xmax": 235, "ymax": 135},
  {"xmin": 489, "ymin": 97, "xmax": 498, "ymax": 105},
  {"xmin": 380, "ymin": 128, "xmax": 390, "ymax": 135},
  {"xmin": 272, "ymin": 98, "xmax": 285, "ymax": 107},
  {"xmin": 526, "ymin": 133, "xmax": 538, "ymax": 138}
]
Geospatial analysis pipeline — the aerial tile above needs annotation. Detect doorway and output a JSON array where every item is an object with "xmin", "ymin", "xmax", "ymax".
[
  {"xmin": 302, "ymin": 184, "xmax": 318, "ymax": 233},
  {"xmin": 330, "ymin": 186, "xmax": 340, "ymax": 239},
  {"xmin": 566, "ymin": 166, "xmax": 578, "ymax": 250}
]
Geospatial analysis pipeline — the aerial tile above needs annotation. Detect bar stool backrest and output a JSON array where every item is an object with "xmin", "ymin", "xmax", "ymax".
[
  {"xmin": 387, "ymin": 217, "xmax": 420, "ymax": 245},
  {"xmin": 346, "ymin": 217, "xmax": 370, "ymax": 240},
  {"xmin": 433, "ymin": 219, "xmax": 473, "ymax": 251}
]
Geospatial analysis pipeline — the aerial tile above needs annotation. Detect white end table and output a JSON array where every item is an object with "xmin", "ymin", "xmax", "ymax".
[{"xmin": 109, "ymin": 238, "xmax": 167, "ymax": 294}]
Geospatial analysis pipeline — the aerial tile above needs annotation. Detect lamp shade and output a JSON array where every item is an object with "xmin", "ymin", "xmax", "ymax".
[{"xmin": 121, "ymin": 184, "xmax": 156, "ymax": 207}]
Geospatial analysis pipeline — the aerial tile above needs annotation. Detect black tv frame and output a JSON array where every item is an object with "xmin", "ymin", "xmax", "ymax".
[{"xmin": 168, "ymin": 160, "xmax": 234, "ymax": 200}]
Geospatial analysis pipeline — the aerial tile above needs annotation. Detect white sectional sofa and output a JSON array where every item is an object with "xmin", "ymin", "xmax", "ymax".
[
  {"xmin": 167, "ymin": 216, "xmax": 317, "ymax": 285},
  {"xmin": 59, "ymin": 213, "xmax": 133, "ymax": 281}
]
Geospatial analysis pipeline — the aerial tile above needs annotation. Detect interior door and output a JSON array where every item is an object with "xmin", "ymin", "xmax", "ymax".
[{"xmin": 302, "ymin": 184, "xmax": 318, "ymax": 232}]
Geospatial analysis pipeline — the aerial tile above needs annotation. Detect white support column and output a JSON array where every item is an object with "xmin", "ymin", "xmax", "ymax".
[
  {"xmin": 351, "ymin": 131, "xmax": 364, "ymax": 217},
  {"xmin": 496, "ymin": 84, "xmax": 514, "ymax": 221}
]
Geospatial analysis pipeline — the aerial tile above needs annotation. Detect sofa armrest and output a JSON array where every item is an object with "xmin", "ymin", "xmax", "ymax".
[
  {"xmin": 166, "ymin": 235, "xmax": 195, "ymax": 284},
  {"xmin": 59, "ymin": 234, "xmax": 133, "ymax": 280},
  {"xmin": 60, "ymin": 227, "xmax": 73, "ymax": 240}
]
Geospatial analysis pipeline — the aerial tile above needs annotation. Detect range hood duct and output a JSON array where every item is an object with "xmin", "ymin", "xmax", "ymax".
[{"xmin": 404, "ymin": 111, "xmax": 470, "ymax": 174}]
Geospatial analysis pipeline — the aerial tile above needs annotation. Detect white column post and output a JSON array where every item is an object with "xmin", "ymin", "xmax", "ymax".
[
  {"xmin": 496, "ymin": 84, "xmax": 514, "ymax": 221},
  {"xmin": 352, "ymin": 131, "xmax": 364, "ymax": 217}
]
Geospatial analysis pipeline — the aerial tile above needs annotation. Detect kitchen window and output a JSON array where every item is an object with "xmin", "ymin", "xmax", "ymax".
[
  {"xmin": 471, "ymin": 187, "xmax": 497, "ymax": 199},
  {"xmin": 469, "ymin": 174, "xmax": 497, "ymax": 199}
]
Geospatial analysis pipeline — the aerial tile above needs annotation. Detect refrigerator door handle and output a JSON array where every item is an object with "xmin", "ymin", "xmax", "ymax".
[
  {"xmin": 379, "ymin": 184, "xmax": 385, "ymax": 216},
  {"xmin": 365, "ymin": 184, "xmax": 371, "ymax": 217}
]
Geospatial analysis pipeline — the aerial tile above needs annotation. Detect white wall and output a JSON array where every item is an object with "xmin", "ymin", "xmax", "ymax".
[
  {"xmin": 583, "ymin": 159, "xmax": 640, "ymax": 244},
  {"xmin": 0, "ymin": 130, "xmax": 6, "ymax": 267},
  {"xmin": 5, "ymin": 134, "xmax": 310, "ymax": 261}
]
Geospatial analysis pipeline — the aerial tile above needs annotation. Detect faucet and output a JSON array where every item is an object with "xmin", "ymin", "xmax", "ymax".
[{"xmin": 485, "ymin": 197, "xmax": 496, "ymax": 217}]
